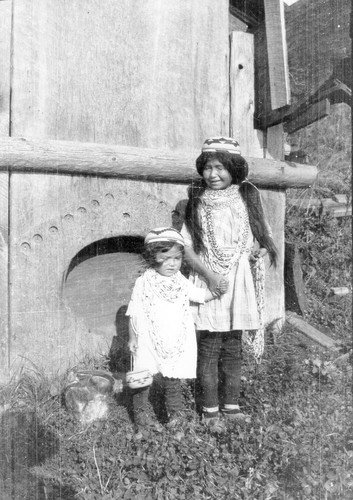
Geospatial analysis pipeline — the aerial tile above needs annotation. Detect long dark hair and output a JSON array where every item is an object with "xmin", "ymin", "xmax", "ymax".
[{"xmin": 184, "ymin": 152, "xmax": 278, "ymax": 267}]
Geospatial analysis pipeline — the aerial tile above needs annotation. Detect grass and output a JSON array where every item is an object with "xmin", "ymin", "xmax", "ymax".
[
  {"xmin": 0, "ymin": 103, "xmax": 352, "ymax": 499},
  {"xmin": 1, "ymin": 327, "xmax": 351, "ymax": 499}
]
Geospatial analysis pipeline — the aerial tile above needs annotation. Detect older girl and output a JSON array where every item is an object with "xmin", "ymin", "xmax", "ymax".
[{"xmin": 181, "ymin": 137, "xmax": 277, "ymax": 432}]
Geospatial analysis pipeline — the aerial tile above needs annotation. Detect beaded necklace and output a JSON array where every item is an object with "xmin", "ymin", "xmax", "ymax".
[
  {"xmin": 142, "ymin": 268, "xmax": 190, "ymax": 361},
  {"xmin": 200, "ymin": 184, "xmax": 250, "ymax": 275}
]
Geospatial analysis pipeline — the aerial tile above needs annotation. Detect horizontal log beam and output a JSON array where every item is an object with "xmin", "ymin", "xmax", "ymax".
[{"xmin": 0, "ymin": 136, "xmax": 317, "ymax": 188}]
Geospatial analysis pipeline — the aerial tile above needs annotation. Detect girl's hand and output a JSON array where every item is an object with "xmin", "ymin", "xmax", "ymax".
[
  {"xmin": 207, "ymin": 273, "xmax": 229, "ymax": 296},
  {"xmin": 217, "ymin": 277, "xmax": 229, "ymax": 294},
  {"xmin": 250, "ymin": 248, "xmax": 267, "ymax": 262}
]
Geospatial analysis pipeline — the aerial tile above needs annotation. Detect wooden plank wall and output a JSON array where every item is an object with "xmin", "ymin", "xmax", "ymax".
[
  {"xmin": 9, "ymin": 175, "xmax": 188, "ymax": 375},
  {"xmin": 6, "ymin": 0, "xmax": 230, "ymax": 376},
  {"xmin": 11, "ymin": 0, "xmax": 229, "ymax": 149},
  {"xmin": 0, "ymin": 0, "xmax": 11, "ymax": 381}
]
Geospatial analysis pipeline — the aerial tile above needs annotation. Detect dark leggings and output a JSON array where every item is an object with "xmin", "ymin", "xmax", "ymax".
[
  {"xmin": 132, "ymin": 376, "xmax": 184, "ymax": 417},
  {"xmin": 197, "ymin": 330, "xmax": 242, "ymax": 410}
]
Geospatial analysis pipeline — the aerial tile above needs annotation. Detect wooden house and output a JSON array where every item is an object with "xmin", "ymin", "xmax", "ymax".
[{"xmin": 0, "ymin": 0, "xmax": 317, "ymax": 382}]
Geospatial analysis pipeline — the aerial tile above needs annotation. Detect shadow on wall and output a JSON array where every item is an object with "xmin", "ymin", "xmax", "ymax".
[
  {"xmin": 109, "ymin": 305, "xmax": 130, "ymax": 374},
  {"xmin": 64, "ymin": 235, "xmax": 145, "ymax": 281},
  {"xmin": 62, "ymin": 236, "xmax": 145, "ymax": 337},
  {"xmin": 172, "ymin": 199, "xmax": 187, "ymax": 231}
]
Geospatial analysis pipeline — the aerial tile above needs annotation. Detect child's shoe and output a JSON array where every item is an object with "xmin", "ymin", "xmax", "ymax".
[
  {"xmin": 166, "ymin": 409, "xmax": 192, "ymax": 430},
  {"xmin": 222, "ymin": 407, "xmax": 250, "ymax": 423},
  {"xmin": 134, "ymin": 411, "xmax": 164, "ymax": 438},
  {"xmin": 202, "ymin": 412, "xmax": 227, "ymax": 434}
]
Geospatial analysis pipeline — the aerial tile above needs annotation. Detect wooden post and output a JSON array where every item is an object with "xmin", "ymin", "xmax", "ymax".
[
  {"xmin": 230, "ymin": 31, "xmax": 264, "ymax": 158},
  {"xmin": 264, "ymin": 0, "xmax": 291, "ymax": 109}
]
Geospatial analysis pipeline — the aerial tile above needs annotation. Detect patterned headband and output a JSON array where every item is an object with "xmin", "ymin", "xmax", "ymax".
[
  {"xmin": 144, "ymin": 227, "xmax": 185, "ymax": 247},
  {"xmin": 202, "ymin": 137, "xmax": 241, "ymax": 155}
]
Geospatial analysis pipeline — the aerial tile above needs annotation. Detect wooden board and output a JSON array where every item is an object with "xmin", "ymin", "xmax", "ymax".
[
  {"xmin": 260, "ymin": 188, "xmax": 285, "ymax": 327},
  {"xmin": 230, "ymin": 31, "xmax": 264, "ymax": 158},
  {"xmin": 0, "ymin": 0, "xmax": 11, "ymax": 136},
  {"xmin": 286, "ymin": 312, "xmax": 337, "ymax": 350},
  {"xmin": 10, "ymin": 0, "xmax": 229, "ymax": 150},
  {"xmin": 0, "ymin": 174, "xmax": 8, "ymax": 380},
  {"xmin": 266, "ymin": 123, "xmax": 284, "ymax": 161},
  {"xmin": 264, "ymin": 0, "xmax": 291, "ymax": 109},
  {"xmin": 254, "ymin": 22, "xmax": 272, "ymax": 126},
  {"xmin": 0, "ymin": 0, "xmax": 11, "ymax": 381}
]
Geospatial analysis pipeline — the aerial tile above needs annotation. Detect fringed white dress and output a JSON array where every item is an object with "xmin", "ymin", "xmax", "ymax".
[
  {"xmin": 181, "ymin": 184, "xmax": 260, "ymax": 333},
  {"xmin": 126, "ymin": 268, "xmax": 206, "ymax": 379}
]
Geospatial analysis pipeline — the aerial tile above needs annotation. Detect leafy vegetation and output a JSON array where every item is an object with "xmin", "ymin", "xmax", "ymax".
[{"xmin": 0, "ymin": 104, "xmax": 351, "ymax": 499}]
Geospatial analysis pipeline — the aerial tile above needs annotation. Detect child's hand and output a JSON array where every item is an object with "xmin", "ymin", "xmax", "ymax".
[{"xmin": 250, "ymin": 248, "xmax": 267, "ymax": 263}]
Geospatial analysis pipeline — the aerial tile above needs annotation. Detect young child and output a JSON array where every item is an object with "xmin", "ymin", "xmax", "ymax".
[
  {"xmin": 181, "ymin": 137, "xmax": 278, "ymax": 433},
  {"xmin": 126, "ymin": 227, "xmax": 219, "ymax": 434}
]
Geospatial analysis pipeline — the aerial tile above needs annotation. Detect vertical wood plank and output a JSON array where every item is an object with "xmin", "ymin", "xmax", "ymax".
[
  {"xmin": 264, "ymin": 0, "xmax": 291, "ymax": 109},
  {"xmin": 254, "ymin": 22, "xmax": 272, "ymax": 124},
  {"xmin": 265, "ymin": 123, "xmax": 285, "ymax": 328},
  {"xmin": 230, "ymin": 31, "xmax": 264, "ymax": 158},
  {"xmin": 261, "ymin": 188, "xmax": 286, "ymax": 327},
  {"xmin": 266, "ymin": 123, "xmax": 285, "ymax": 160},
  {"xmin": 0, "ymin": 0, "xmax": 11, "ymax": 135},
  {"xmin": 0, "ymin": 174, "xmax": 9, "ymax": 380},
  {"xmin": 0, "ymin": 0, "xmax": 11, "ymax": 380}
]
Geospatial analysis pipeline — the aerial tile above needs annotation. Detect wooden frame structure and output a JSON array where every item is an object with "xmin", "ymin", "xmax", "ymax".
[{"xmin": 0, "ymin": 0, "xmax": 318, "ymax": 381}]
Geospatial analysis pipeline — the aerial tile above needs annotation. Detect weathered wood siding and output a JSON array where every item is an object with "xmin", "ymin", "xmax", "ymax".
[
  {"xmin": 11, "ymin": 0, "xmax": 229, "ymax": 149},
  {"xmin": 4, "ymin": 0, "xmax": 230, "ymax": 377},
  {"xmin": 0, "ymin": 1, "xmax": 11, "ymax": 381},
  {"xmin": 9, "ymin": 174, "xmax": 188, "ymax": 375}
]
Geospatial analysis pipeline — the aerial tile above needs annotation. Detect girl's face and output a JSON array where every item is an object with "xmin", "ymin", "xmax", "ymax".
[
  {"xmin": 155, "ymin": 244, "xmax": 182, "ymax": 277},
  {"xmin": 202, "ymin": 159, "xmax": 232, "ymax": 190}
]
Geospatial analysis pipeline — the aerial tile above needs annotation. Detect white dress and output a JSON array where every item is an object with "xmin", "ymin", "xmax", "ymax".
[
  {"xmin": 126, "ymin": 269, "xmax": 206, "ymax": 379},
  {"xmin": 181, "ymin": 184, "xmax": 260, "ymax": 332}
]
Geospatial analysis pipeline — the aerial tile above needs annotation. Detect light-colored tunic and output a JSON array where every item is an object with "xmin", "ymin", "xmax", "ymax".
[
  {"xmin": 126, "ymin": 270, "xmax": 205, "ymax": 379},
  {"xmin": 181, "ymin": 185, "xmax": 260, "ymax": 332}
]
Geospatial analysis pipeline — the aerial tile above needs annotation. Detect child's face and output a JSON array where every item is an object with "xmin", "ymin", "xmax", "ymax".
[
  {"xmin": 155, "ymin": 244, "xmax": 183, "ymax": 277},
  {"xmin": 203, "ymin": 158, "xmax": 232, "ymax": 190}
]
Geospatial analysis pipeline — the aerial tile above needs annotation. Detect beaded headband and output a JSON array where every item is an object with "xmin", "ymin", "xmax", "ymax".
[
  {"xmin": 144, "ymin": 227, "xmax": 184, "ymax": 247},
  {"xmin": 202, "ymin": 137, "xmax": 241, "ymax": 155}
]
